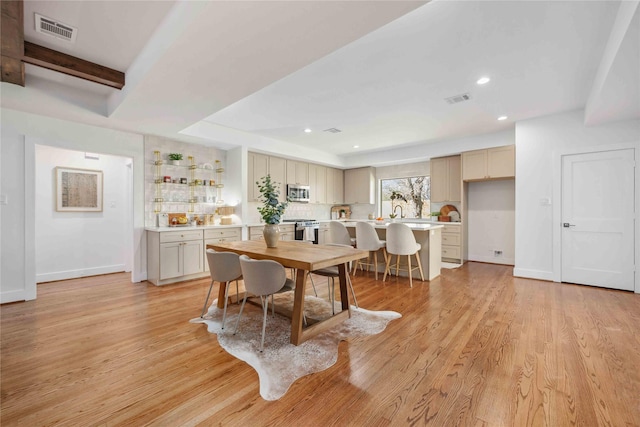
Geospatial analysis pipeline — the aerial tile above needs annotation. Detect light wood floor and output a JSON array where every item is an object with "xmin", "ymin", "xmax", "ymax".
[{"xmin": 1, "ymin": 263, "xmax": 639, "ymax": 426}]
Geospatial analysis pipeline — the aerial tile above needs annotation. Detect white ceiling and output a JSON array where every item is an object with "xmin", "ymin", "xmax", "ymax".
[{"xmin": 2, "ymin": 1, "xmax": 638, "ymax": 167}]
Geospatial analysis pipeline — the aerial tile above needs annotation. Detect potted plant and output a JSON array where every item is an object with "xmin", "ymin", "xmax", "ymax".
[
  {"xmin": 168, "ymin": 153, "xmax": 183, "ymax": 165},
  {"xmin": 431, "ymin": 211, "xmax": 440, "ymax": 221},
  {"xmin": 257, "ymin": 175, "xmax": 288, "ymax": 247}
]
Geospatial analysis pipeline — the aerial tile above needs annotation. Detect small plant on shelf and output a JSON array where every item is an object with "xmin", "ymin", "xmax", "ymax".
[
  {"xmin": 256, "ymin": 175, "xmax": 288, "ymax": 224},
  {"xmin": 168, "ymin": 153, "xmax": 183, "ymax": 165}
]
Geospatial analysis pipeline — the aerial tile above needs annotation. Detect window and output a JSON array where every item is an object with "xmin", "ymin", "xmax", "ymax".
[{"xmin": 380, "ymin": 176, "xmax": 430, "ymax": 219}]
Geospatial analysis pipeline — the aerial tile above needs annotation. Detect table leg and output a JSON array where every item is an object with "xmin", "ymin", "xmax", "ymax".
[
  {"xmin": 290, "ymin": 268, "xmax": 307, "ymax": 345},
  {"xmin": 216, "ymin": 281, "xmax": 226, "ymax": 309},
  {"xmin": 338, "ymin": 263, "xmax": 351, "ymax": 313}
]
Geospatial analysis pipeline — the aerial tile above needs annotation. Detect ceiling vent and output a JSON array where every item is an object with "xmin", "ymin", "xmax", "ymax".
[
  {"xmin": 445, "ymin": 93, "xmax": 472, "ymax": 104},
  {"xmin": 323, "ymin": 128, "xmax": 342, "ymax": 133},
  {"xmin": 35, "ymin": 13, "xmax": 77, "ymax": 43}
]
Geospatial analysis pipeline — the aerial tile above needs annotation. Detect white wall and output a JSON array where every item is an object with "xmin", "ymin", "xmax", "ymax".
[
  {"xmin": 467, "ymin": 180, "xmax": 515, "ymax": 265},
  {"xmin": 35, "ymin": 145, "xmax": 130, "ymax": 282},
  {"xmin": 514, "ymin": 109, "xmax": 640, "ymax": 293},
  {"xmin": 0, "ymin": 108, "xmax": 145, "ymax": 303}
]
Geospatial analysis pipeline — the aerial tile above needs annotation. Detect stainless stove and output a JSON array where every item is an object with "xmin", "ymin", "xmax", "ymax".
[{"xmin": 284, "ymin": 219, "xmax": 320, "ymax": 243}]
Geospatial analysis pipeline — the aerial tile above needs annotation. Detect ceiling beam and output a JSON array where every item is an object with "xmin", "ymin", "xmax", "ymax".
[
  {"xmin": 23, "ymin": 42, "xmax": 125, "ymax": 89},
  {"xmin": 1, "ymin": 0, "xmax": 25, "ymax": 86}
]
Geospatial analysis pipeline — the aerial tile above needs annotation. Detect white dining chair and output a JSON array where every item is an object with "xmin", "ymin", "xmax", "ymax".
[
  {"xmin": 309, "ymin": 243, "xmax": 358, "ymax": 314},
  {"xmin": 383, "ymin": 222, "xmax": 425, "ymax": 287},
  {"xmin": 235, "ymin": 255, "xmax": 296, "ymax": 352},
  {"xmin": 354, "ymin": 221, "xmax": 388, "ymax": 280},
  {"xmin": 330, "ymin": 221, "xmax": 356, "ymax": 246},
  {"xmin": 202, "ymin": 249, "xmax": 243, "ymax": 330}
]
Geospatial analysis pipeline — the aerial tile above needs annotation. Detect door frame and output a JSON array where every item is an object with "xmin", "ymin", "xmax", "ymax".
[{"xmin": 552, "ymin": 142, "xmax": 638, "ymax": 293}]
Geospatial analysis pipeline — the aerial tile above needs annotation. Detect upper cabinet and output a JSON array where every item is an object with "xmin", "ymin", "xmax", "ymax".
[
  {"xmin": 309, "ymin": 164, "xmax": 327, "ymax": 204},
  {"xmin": 462, "ymin": 145, "xmax": 515, "ymax": 181},
  {"xmin": 247, "ymin": 152, "xmax": 268, "ymax": 202},
  {"xmin": 269, "ymin": 156, "xmax": 287, "ymax": 202},
  {"xmin": 344, "ymin": 167, "xmax": 375, "ymax": 204},
  {"xmin": 430, "ymin": 155, "xmax": 461, "ymax": 202},
  {"xmin": 326, "ymin": 167, "xmax": 344, "ymax": 205},
  {"xmin": 286, "ymin": 160, "xmax": 309, "ymax": 185}
]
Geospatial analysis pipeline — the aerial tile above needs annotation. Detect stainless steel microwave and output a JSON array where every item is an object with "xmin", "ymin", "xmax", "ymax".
[{"xmin": 287, "ymin": 184, "xmax": 310, "ymax": 203}]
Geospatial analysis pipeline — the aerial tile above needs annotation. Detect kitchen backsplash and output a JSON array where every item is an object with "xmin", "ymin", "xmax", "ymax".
[{"xmin": 246, "ymin": 201, "xmax": 341, "ymax": 224}]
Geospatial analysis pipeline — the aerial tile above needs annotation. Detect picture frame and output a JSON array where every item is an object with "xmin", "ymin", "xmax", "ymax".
[{"xmin": 55, "ymin": 166, "xmax": 103, "ymax": 212}]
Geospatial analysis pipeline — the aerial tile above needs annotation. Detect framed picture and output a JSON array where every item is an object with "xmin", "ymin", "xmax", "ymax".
[{"xmin": 55, "ymin": 167, "xmax": 103, "ymax": 212}]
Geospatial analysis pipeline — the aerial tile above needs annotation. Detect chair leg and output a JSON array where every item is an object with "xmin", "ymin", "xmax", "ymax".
[
  {"xmin": 235, "ymin": 280, "xmax": 240, "ymax": 304},
  {"xmin": 347, "ymin": 274, "xmax": 358, "ymax": 308},
  {"xmin": 200, "ymin": 279, "xmax": 215, "ymax": 318},
  {"xmin": 415, "ymin": 252, "xmax": 425, "ymax": 281},
  {"xmin": 308, "ymin": 274, "xmax": 318, "ymax": 296},
  {"xmin": 383, "ymin": 254, "xmax": 392, "ymax": 282},
  {"xmin": 222, "ymin": 281, "xmax": 231, "ymax": 329},
  {"xmin": 407, "ymin": 255, "xmax": 413, "ymax": 288},
  {"xmin": 373, "ymin": 251, "xmax": 379, "ymax": 280},
  {"xmin": 260, "ymin": 296, "xmax": 268, "ymax": 352},
  {"xmin": 233, "ymin": 293, "xmax": 249, "ymax": 335},
  {"xmin": 395, "ymin": 255, "xmax": 400, "ymax": 277}
]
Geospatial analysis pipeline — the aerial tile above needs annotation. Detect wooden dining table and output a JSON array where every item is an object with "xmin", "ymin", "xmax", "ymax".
[{"xmin": 207, "ymin": 240, "xmax": 368, "ymax": 345}]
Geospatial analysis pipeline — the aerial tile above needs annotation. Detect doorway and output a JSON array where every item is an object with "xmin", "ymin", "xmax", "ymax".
[{"xmin": 561, "ymin": 148, "xmax": 635, "ymax": 290}]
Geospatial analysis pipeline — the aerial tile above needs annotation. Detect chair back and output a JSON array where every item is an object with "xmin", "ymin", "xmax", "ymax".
[
  {"xmin": 239, "ymin": 254, "xmax": 288, "ymax": 296},
  {"xmin": 356, "ymin": 221, "xmax": 385, "ymax": 251},
  {"xmin": 386, "ymin": 223, "xmax": 419, "ymax": 255},
  {"xmin": 330, "ymin": 221, "xmax": 353, "ymax": 246},
  {"xmin": 206, "ymin": 249, "xmax": 242, "ymax": 282}
]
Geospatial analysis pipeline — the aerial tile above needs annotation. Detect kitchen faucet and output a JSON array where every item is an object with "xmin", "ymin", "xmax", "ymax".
[{"xmin": 393, "ymin": 205, "xmax": 404, "ymax": 218}]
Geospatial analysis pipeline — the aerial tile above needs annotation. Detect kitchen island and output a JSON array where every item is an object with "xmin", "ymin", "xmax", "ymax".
[{"xmin": 341, "ymin": 221, "xmax": 443, "ymax": 281}]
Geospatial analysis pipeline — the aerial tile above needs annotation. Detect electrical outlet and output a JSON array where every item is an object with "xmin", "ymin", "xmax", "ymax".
[{"xmin": 494, "ymin": 250, "xmax": 503, "ymax": 257}]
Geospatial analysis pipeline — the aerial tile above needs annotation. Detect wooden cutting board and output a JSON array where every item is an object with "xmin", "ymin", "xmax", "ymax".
[{"xmin": 440, "ymin": 205, "xmax": 458, "ymax": 216}]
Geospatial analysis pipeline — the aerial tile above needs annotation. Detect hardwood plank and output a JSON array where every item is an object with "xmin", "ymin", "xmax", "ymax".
[{"xmin": 1, "ymin": 263, "xmax": 639, "ymax": 425}]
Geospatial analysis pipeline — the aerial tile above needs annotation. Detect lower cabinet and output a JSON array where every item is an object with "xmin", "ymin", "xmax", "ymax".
[
  {"xmin": 248, "ymin": 224, "xmax": 295, "ymax": 241},
  {"xmin": 203, "ymin": 228, "xmax": 241, "ymax": 272},
  {"xmin": 147, "ymin": 227, "xmax": 241, "ymax": 286},
  {"xmin": 441, "ymin": 224, "xmax": 462, "ymax": 263},
  {"xmin": 317, "ymin": 222, "xmax": 330, "ymax": 245}
]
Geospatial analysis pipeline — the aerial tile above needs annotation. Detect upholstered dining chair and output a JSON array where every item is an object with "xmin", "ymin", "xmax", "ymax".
[
  {"xmin": 330, "ymin": 221, "xmax": 356, "ymax": 247},
  {"xmin": 383, "ymin": 222, "xmax": 425, "ymax": 287},
  {"xmin": 309, "ymin": 243, "xmax": 359, "ymax": 314},
  {"xmin": 235, "ymin": 254, "xmax": 296, "ymax": 352},
  {"xmin": 354, "ymin": 221, "xmax": 388, "ymax": 280},
  {"xmin": 202, "ymin": 249, "xmax": 243, "ymax": 330}
]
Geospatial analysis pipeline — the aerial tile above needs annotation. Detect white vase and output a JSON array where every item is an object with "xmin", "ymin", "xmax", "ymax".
[
  {"xmin": 263, "ymin": 224, "xmax": 280, "ymax": 248},
  {"xmin": 171, "ymin": 160, "xmax": 181, "ymax": 166}
]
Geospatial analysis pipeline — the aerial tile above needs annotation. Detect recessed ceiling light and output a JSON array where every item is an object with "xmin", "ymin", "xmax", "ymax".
[
  {"xmin": 476, "ymin": 77, "xmax": 491, "ymax": 85},
  {"xmin": 353, "ymin": 145, "xmax": 359, "ymax": 148},
  {"xmin": 497, "ymin": 116, "xmax": 508, "ymax": 121},
  {"xmin": 304, "ymin": 128, "xmax": 312, "ymax": 133}
]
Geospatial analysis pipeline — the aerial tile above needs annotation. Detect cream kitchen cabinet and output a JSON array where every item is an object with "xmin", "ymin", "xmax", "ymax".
[
  {"xmin": 462, "ymin": 145, "xmax": 515, "ymax": 181},
  {"xmin": 248, "ymin": 152, "xmax": 268, "ymax": 201},
  {"xmin": 317, "ymin": 222, "xmax": 330, "ymax": 245},
  {"xmin": 441, "ymin": 223, "xmax": 462, "ymax": 263},
  {"xmin": 203, "ymin": 227, "xmax": 241, "ymax": 272},
  {"xmin": 344, "ymin": 167, "xmax": 375, "ymax": 204},
  {"xmin": 326, "ymin": 167, "xmax": 344, "ymax": 204},
  {"xmin": 309, "ymin": 164, "xmax": 327, "ymax": 204},
  {"xmin": 431, "ymin": 155, "xmax": 461, "ymax": 202},
  {"xmin": 269, "ymin": 156, "xmax": 287, "ymax": 202},
  {"xmin": 248, "ymin": 224, "xmax": 295, "ymax": 241},
  {"xmin": 248, "ymin": 153, "xmax": 288, "ymax": 202},
  {"xmin": 147, "ymin": 229, "xmax": 204, "ymax": 286},
  {"xmin": 286, "ymin": 160, "xmax": 309, "ymax": 185}
]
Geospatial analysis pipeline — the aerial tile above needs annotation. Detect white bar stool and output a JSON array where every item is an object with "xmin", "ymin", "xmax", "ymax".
[{"xmin": 383, "ymin": 222, "xmax": 425, "ymax": 287}]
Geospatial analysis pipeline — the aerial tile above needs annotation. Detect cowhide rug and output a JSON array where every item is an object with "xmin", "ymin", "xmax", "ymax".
[{"xmin": 190, "ymin": 293, "xmax": 401, "ymax": 400}]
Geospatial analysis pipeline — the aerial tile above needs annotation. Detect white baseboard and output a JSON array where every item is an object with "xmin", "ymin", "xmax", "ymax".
[
  {"xmin": 0, "ymin": 288, "xmax": 35, "ymax": 303},
  {"xmin": 513, "ymin": 267, "xmax": 554, "ymax": 281},
  {"xmin": 36, "ymin": 264, "xmax": 126, "ymax": 283}
]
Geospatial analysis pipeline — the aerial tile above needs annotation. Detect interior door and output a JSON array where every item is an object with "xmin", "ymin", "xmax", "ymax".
[{"xmin": 561, "ymin": 149, "xmax": 635, "ymax": 290}]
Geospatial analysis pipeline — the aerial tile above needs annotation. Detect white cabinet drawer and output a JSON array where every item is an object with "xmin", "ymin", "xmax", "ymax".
[
  {"xmin": 204, "ymin": 228, "xmax": 240, "ymax": 239},
  {"xmin": 442, "ymin": 245, "xmax": 461, "ymax": 259},
  {"xmin": 160, "ymin": 230, "xmax": 203, "ymax": 243},
  {"xmin": 442, "ymin": 233, "xmax": 461, "ymax": 246},
  {"xmin": 443, "ymin": 224, "xmax": 461, "ymax": 234}
]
